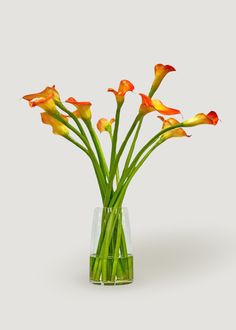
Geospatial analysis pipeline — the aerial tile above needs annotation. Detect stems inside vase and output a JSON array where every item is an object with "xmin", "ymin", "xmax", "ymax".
[{"xmin": 90, "ymin": 207, "xmax": 133, "ymax": 285}]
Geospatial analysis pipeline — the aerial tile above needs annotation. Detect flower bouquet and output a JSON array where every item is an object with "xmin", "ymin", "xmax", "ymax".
[{"xmin": 23, "ymin": 64, "xmax": 218, "ymax": 285}]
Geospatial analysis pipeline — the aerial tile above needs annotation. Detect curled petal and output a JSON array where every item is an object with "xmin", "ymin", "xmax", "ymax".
[
  {"xmin": 108, "ymin": 79, "xmax": 134, "ymax": 104},
  {"xmin": 155, "ymin": 64, "xmax": 175, "ymax": 76},
  {"xmin": 139, "ymin": 93, "xmax": 153, "ymax": 107},
  {"xmin": 139, "ymin": 94, "xmax": 181, "ymax": 117},
  {"xmin": 162, "ymin": 127, "xmax": 190, "ymax": 140},
  {"xmin": 149, "ymin": 64, "xmax": 176, "ymax": 97},
  {"xmin": 41, "ymin": 112, "xmax": 69, "ymax": 136},
  {"xmin": 118, "ymin": 80, "xmax": 134, "ymax": 96},
  {"xmin": 139, "ymin": 93, "xmax": 156, "ymax": 115},
  {"xmin": 23, "ymin": 85, "xmax": 60, "ymax": 102},
  {"xmin": 157, "ymin": 115, "xmax": 165, "ymax": 122},
  {"xmin": 152, "ymin": 99, "xmax": 181, "ymax": 115},
  {"xmin": 107, "ymin": 88, "xmax": 117, "ymax": 96},
  {"xmin": 66, "ymin": 97, "xmax": 92, "ymax": 120},
  {"xmin": 23, "ymin": 85, "xmax": 60, "ymax": 114},
  {"xmin": 97, "ymin": 118, "xmax": 115, "ymax": 133},
  {"xmin": 183, "ymin": 111, "xmax": 219, "ymax": 127},
  {"xmin": 66, "ymin": 97, "xmax": 91, "ymax": 107},
  {"xmin": 206, "ymin": 111, "xmax": 219, "ymax": 125}
]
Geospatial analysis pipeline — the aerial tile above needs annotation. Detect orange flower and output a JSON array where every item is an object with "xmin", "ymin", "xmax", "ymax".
[
  {"xmin": 149, "ymin": 64, "xmax": 176, "ymax": 97},
  {"xmin": 183, "ymin": 111, "xmax": 219, "ymax": 127},
  {"xmin": 108, "ymin": 80, "xmax": 134, "ymax": 105},
  {"xmin": 158, "ymin": 116, "xmax": 190, "ymax": 141},
  {"xmin": 41, "ymin": 112, "xmax": 69, "ymax": 136},
  {"xmin": 97, "ymin": 118, "xmax": 115, "ymax": 133},
  {"xmin": 23, "ymin": 86, "xmax": 60, "ymax": 114},
  {"xmin": 66, "ymin": 97, "xmax": 92, "ymax": 120},
  {"xmin": 139, "ymin": 93, "xmax": 181, "ymax": 116}
]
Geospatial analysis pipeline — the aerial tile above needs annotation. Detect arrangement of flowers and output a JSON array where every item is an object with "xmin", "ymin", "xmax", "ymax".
[{"xmin": 23, "ymin": 64, "xmax": 218, "ymax": 285}]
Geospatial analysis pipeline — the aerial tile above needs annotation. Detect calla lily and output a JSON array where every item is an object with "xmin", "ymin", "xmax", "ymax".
[
  {"xmin": 183, "ymin": 111, "xmax": 219, "ymax": 127},
  {"xmin": 108, "ymin": 80, "xmax": 134, "ymax": 105},
  {"xmin": 97, "ymin": 118, "xmax": 115, "ymax": 133},
  {"xmin": 66, "ymin": 97, "xmax": 92, "ymax": 121},
  {"xmin": 139, "ymin": 93, "xmax": 181, "ymax": 116},
  {"xmin": 158, "ymin": 116, "xmax": 190, "ymax": 141},
  {"xmin": 23, "ymin": 85, "xmax": 60, "ymax": 114},
  {"xmin": 149, "ymin": 64, "xmax": 176, "ymax": 97},
  {"xmin": 41, "ymin": 112, "xmax": 69, "ymax": 136}
]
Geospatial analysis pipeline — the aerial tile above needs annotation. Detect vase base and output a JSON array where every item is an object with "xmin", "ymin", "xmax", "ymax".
[
  {"xmin": 90, "ymin": 279, "xmax": 133, "ymax": 286},
  {"xmin": 90, "ymin": 254, "xmax": 133, "ymax": 285}
]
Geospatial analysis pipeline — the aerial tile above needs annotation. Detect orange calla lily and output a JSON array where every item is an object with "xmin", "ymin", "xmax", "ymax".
[
  {"xmin": 108, "ymin": 80, "xmax": 134, "ymax": 105},
  {"xmin": 41, "ymin": 112, "xmax": 69, "ymax": 136},
  {"xmin": 66, "ymin": 97, "xmax": 92, "ymax": 121},
  {"xmin": 97, "ymin": 118, "xmax": 115, "ymax": 133},
  {"xmin": 158, "ymin": 116, "xmax": 190, "ymax": 141},
  {"xmin": 23, "ymin": 85, "xmax": 60, "ymax": 114},
  {"xmin": 139, "ymin": 93, "xmax": 181, "ymax": 116},
  {"xmin": 183, "ymin": 111, "xmax": 219, "ymax": 127},
  {"xmin": 149, "ymin": 64, "xmax": 176, "ymax": 97}
]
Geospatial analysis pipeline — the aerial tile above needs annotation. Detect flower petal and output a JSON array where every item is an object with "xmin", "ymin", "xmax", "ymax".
[
  {"xmin": 206, "ymin": 111, "xmax": 219, "ymax": 125},
  {"xmin": 41, "ymin": 112, "xmax": 69, "ymax": 136},
  {"xmin": 107, "ymin": 88, "xmax": 118, "ymax": 95},
  {"xmin": 23, "ymin": 85, "xmax": 60, "ymax": 102},
  {"xmin": 139, "ymin": 93, "xmax": 156, "ymax": 115},
  {"xmin": 152, "ymin": 99, "xmax": 181, "ymax": 115}
]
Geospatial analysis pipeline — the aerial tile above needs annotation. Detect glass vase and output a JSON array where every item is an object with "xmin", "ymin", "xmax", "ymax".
[{"xmin": 90, "ymin": 207, "xmax": 133, "ymax": 285}]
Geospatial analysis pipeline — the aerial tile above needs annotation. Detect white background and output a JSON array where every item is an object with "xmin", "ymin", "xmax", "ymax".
[{"xmin": 1, "ymin": 0, "xmax": 236, "ymax": 329}]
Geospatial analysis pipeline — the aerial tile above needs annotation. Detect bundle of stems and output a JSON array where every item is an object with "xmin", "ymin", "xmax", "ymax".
[{"xmin": 23, "ymin": 64, "xmax": 218, "ymax": 284}]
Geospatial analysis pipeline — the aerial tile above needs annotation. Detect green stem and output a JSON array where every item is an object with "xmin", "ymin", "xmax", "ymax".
[
  {"xmin": 112, "ymin": 139, "xmax": 165, "ymax": 207},
  {"xmin": 125, "ymin": 117, "xmax": 143, "ymax": 167},
  {"xmin": 49, "ymin": 112, "xmax": 106, "ymax": 200},
  {"xmin": 55, "ymin": 101, "xmax": 89, "ymax": 143},
  {"xmin": 85, "ymin": 120, "xmax": 109, "ymax": 181},
  {"xmin": 63, "ymin": 135, "xmax": 106, "ymax": 200},
  {"xmin": 104, "ymin": 114, "xmax": 141, "ymax": 206},
  {"xmin": 53, "ymin": 107, "xmax": 106, "ymax": 189},
  {"xmin": 129, "ymin": 123, "xmax": 182, "ymax": 170},
  {"xmin": 100, "ymin": 190, "xmax": 128, "ymax": 281},
  {"xmin": 108, "ymin": 130, "xmax": 120, "ymax": 186},
  {"xmin": 51, "ymin": 112, "xmax": 99, "ymax": 164},
  {"xmin": 110, "ymin": 122, "xmax": 183, "ymax": 206},
  {"xmin": 63, "ymin": 134, "xmax": 89, "ymax": 155},
  {"xmin": 109, "ymin": 104, "xmax": 122, "ymax": 174},
  {"xmin": 119, "ymin": 117, "xmax": 143, "ymax": 185},
  {"xmin": 111, "ymin": 214, "xmax": 122, "ymax": 281}
]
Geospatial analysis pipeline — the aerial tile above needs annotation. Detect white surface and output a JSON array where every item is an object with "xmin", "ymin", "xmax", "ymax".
[{"xmin": 1, "ymin": 0, "xmax": 236, "ymax": 329}]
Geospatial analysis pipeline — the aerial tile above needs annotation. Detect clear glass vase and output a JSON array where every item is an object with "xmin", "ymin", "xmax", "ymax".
[{"xmin": 90, "ymin": 207, "xmax": 133, "ymax": 285}]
